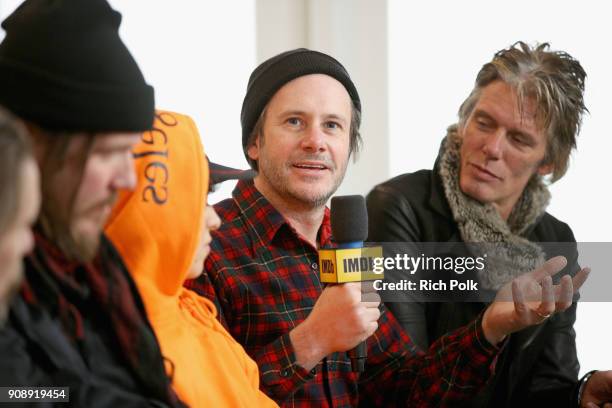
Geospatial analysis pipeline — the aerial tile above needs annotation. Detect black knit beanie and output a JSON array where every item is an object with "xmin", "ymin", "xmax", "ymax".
[
  {"xmin": 241, "ymin": 48, "xmax": 361, "ymax": 165},
  {"xmin": 0, "ymin": 0, "xmax": 154, "ymax": 132}
]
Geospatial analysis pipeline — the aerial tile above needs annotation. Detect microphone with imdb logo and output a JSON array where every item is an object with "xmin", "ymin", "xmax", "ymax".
[{"xmin": 318, "ymin": 195, "xmax": 383, "ymax": 372}]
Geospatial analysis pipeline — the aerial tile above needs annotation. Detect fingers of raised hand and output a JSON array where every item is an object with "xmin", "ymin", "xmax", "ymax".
[
  {"xmin": 512, "ymin": 279, "xmax": 528, "ymax": 318},
  {"xmin": 534, "ymin": 276, "xmax": 555, "ymax": 319},
  {"xmin": 517, "ymin": 263, "xmax": 591, "ymax": 321},
  {"xmin": 572, "ymin": 267, "xmax": 591, "ymax": 293},
  {"xmin": 513, "ymin": 276, "xmax": 555, "ymax": 322},
  {"xmin": 529, "ymin": 256, "xmax": 567, "ymax": 282},
  {"xmin": 552, "ymin": 267, "xmax": 590, "ymax": 312},
  {"xmin": 554, "ymin": 274, "xmax": 573, "ymax": 311}
]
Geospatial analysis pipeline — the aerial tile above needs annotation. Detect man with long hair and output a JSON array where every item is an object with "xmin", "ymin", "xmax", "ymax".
[
  {"xmin": 368, "ymin": 42, "xmax": 612, "ymax": 407},
  {"xmin": 0, "ymin": 0, "xmax": 183, "ymax": 406}
]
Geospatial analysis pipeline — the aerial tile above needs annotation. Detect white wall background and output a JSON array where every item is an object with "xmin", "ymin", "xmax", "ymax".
[
  {"xmin": 1, "ymin": 0, "xmax": 609, "ymax": 377},
  {"xmin": 106, "ymin": 0, "xmax": 257, "ymax": 201}
]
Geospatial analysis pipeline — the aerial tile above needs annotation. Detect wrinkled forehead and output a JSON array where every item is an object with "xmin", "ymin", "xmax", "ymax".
[{"xmin": 474, "ymin": 81, "xmax": 544, "ymax": 134}]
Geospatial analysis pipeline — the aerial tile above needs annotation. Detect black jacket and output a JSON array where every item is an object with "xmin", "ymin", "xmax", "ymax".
[
  {"xmin": 366, "ymin": 167, "xmax": 581, "ymax": 408},
  {"xmin": 0, "ymin": 236, "xmax": 182, "ymax": 408}
]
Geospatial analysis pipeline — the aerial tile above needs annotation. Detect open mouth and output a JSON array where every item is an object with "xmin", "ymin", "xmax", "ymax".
[{"xmin": 292, "ymin": 162, "xmax": 329, "ymax": 171}]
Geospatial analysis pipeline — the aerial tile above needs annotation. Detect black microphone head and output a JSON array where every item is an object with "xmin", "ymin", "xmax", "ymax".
[{"xmin": 330, "ymin": 195, "xmax": 367, "ymax": 243}]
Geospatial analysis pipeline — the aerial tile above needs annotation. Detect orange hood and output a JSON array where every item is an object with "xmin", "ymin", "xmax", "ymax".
[
  {"xmin": 105, "ymin": 110, "xmax": 207, "ymax": 300},
  {"xmin": 104, "ymin": 111, "xmax": 276, "ymax": 407}
]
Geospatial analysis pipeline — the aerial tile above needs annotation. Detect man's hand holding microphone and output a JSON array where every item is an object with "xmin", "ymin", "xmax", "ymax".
[{"xmin": 290, "ymin": 281, "xmax": 380, "ymax": 371}]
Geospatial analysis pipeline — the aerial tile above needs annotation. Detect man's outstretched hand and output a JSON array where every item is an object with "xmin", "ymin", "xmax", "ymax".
[{"xmin": 482, "ymin": 256, "xmax": 590, "ymax": 345}]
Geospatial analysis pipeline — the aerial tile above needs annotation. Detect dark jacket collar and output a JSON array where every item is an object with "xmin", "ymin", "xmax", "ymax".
[{"xmin": 429, "ymin": 154, "xmax": 453, "ymax": 220}]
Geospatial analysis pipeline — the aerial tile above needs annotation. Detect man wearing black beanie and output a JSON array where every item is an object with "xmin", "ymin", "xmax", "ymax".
[
  {"xmin": 190, "ymin": 48, "xmax": 587, "ymax": 407},
  {"xmin": 0, "ymin": 0, "xmax": 184, "ymax": 406},
  {"xmin": 239, "ymin": 48, "xmax": 362, "ymax": 171}
]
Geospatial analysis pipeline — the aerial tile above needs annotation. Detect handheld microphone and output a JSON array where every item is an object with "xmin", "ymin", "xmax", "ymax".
[{"xmin": 318, "ymin": 195, "xmax": 383, "ymax": 372}]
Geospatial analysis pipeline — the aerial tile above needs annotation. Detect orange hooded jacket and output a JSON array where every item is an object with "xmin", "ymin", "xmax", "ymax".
[{"xmin": 105, "ymin": 110, "xmax": 277, "ymax": 408}]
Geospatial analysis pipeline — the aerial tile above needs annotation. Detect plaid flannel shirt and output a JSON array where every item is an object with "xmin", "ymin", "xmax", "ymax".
[{"xmin": 188, "ymin": 180, "xmax": 499, "ymax": 407}]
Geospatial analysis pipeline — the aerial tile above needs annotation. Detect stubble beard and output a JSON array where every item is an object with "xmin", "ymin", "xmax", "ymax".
[
  {"xmin": 40, "ymin": 193, "xmax": 116, "ymax": 263},
  {"xmin": 70, "ymin": 227, "xmax": 101, "ymax": 262},
  {"xmin": 258, "ymin": 157, "xmax": 347, "ymax": 209},
  {"xmin": 68, "ymin": 195, "xmax": 117, "ymax": 262}
]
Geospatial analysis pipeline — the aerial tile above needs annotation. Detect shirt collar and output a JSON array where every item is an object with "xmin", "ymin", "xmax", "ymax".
[{"xmin": 232, "ymin": 180, "xmax": 333, "ymax": 249}]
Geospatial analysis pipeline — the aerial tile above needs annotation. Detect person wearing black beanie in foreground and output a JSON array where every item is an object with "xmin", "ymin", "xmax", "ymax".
[{"xmin": 0, "ymin": 0, "xmax": 185, "ymax": 406}]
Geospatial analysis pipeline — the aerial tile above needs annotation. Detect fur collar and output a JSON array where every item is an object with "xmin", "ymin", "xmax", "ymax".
[{"xmin": 438, "ymin": 125, "xmax": 551, "ymax": 290}]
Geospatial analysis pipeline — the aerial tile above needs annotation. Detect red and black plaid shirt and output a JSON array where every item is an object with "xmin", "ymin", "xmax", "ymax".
[{"xmin": 188, "ymin": 180, "xmax": 499, "ymax": 407}]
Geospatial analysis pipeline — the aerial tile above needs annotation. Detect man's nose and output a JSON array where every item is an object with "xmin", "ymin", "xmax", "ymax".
[
  {"xmin": 483, "ymin": 129, "xmax": 504, "ymax": 159},
  {"xmin": 207, "ymin": 205, "xmax": 222, "ymax": 231},
  {"xmin": 300, "ymin": 125, "xmax": 325, "ymax": 152},
  {"xmin": 113, "ymin": 150, "xmax": 137, "ymax": 191}
]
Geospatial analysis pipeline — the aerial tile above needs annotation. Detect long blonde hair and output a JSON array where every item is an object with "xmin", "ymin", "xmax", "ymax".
[{"xmin": 458, "ymin": 42, "xmax": 587, "ymax": 182}]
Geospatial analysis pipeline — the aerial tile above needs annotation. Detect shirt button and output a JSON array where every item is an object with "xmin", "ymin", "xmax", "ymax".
[
  {"xmin": 280, "ymin": 369, "xmax": 290, "ymax": 377},
  {"xmin": 311, "ymin": 262, "xmax": 318, "ymax": 270},
  {"xmin": 310, "ymin": 368, "xmax": 317, "ymax": 376}
]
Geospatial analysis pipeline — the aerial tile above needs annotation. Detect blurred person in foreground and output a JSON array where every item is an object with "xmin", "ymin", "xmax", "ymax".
[
  {"xmin": 0, "ymin": 0, "xmax": 183, "ymax": 405},
  {"xmin": 0, "ymin": 108, "xmax": 39, "ymax": 325}
]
